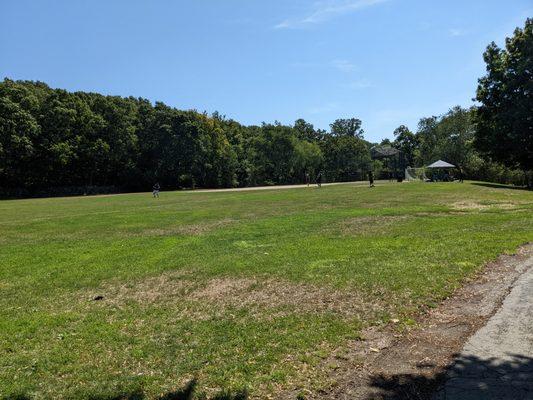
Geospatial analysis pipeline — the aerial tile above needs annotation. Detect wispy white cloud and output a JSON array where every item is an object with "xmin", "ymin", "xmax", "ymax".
[
  {"xmin": 331, "ymin": 59, "xmax": 357, "ymax": 72},
  {"xmin": 347, "ymin": 79, "xmax": 373, "ymax": 89},
  {"xmin": 308, "ymin": 102, "xmax": 339, "ymax": 114},
  {"xmin": 289, "ymin": 61, "xmax": 320, "ymax": 68},
  {"xmin": 274, "ymin": 0, "xmax": 389, "ymax": 29},
  {"xmin": 449, "ymin": 28, "xmax": 467, "ymax": 37}
]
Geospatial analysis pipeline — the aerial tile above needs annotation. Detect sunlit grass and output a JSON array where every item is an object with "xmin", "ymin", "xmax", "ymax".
[{"xmin": 1, "ymin": 182, "xmax": 532, "ymax": 398}]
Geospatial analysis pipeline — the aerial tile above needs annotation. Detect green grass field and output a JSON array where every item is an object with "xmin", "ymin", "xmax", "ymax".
[{"xmin": 1, "ymin": 182, "xmax": 532, "ymax": 399}]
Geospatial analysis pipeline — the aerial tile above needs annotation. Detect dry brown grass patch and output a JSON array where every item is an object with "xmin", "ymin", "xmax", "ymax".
[
  {"xmin": 451, "ymin": 201, "xmax": 522, "ymax": 211},
  {"xmin": 331, "ymin": 215, "xmax": 410, "ymax": 236},
  {"xmin": 85, "ymin": 270, "xmax": 193, "ymax": 307},
  {"xmin": 85, "ymin": 273, "xmax": 388, "ymax": 320},
  {"xmin": 190, "ymin": 277, "xmax": 388, "ymax": 319},
  {"xmin": 141, "ymin": 218, "xmax": 235, "ymax": 237},
  {"xmin": 190, "ymin": 277, "xmax": 256, "ymax": 301}
]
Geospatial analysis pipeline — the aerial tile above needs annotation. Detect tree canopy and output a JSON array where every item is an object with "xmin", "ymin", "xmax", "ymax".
[
  {"xmin": 1, "ymin": 18, "xmax": 531, "ymax": 196},
  {"xmin": 0, "ymin": 79, "xmax": 374, "ymax": 194},
  {"xmin": 475, "ymin": 18, "xmax": 532, "ymax": 177}
]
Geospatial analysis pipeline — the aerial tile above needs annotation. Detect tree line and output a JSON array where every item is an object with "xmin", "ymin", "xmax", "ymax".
[
  {"xmin": 0, "ymin": 19, "xmax": 530, "ymax": 196},
  {"xmin": 0, "ymin": 79, "xmax": 376, "ymax": 195}
]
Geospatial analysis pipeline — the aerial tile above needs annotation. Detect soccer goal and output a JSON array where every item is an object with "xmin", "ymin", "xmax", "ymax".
[{"xmin": 405, "ymin": 167, "xmax": 428, "ymax": 181}]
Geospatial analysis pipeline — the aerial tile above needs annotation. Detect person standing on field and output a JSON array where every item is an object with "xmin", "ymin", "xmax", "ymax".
[
  {"xmin": 305, "ymin": 171, "xmax": 310, "ymax": 187},
  {"xmin": 368, "ymin": 170, "xmax": 375, "ymax": 187},
  {"xmin": 152, "ymin": 182, "xmax": 160, "ymax": 198},
  {"xmin": 316, "ymin": 171, "xmax": 323, "ymax": 188}
]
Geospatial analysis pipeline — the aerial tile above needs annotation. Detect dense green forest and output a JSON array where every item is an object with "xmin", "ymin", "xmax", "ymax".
[
  {"xmin": 0, "ymin": 79, "xmax": 525, "ymax": 196},
  {"xmin": 0, "ymin": 78, "xmax": 372, "ymax": 195},
  {"xmin": 0, "ymin": 19, "xmax": 531, "ymax": 196}
]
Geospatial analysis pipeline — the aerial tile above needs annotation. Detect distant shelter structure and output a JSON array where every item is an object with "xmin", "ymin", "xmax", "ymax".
[
  {"xmin": 370, "ymin": 145, "xmax": 404, "ymax": 181},
  {"xmin": 426, "ymin": 159, "xmax": 456, "ymax": 181}
]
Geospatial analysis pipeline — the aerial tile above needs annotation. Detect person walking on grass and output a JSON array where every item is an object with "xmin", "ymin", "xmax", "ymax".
[
  {"xmin": 316, "ymin": 171, "xmax": 323, "ymax": 188},
  {"xmin": 368, "ymin": 170, "xmax": 375, "ymax": 188},
  {"xmin": 152, "ymin": 182, "xmax": 160, "ymax": 198},
  {"xmin": 305, "ymin": 171, "xmax": 311, "ymax": 187}
]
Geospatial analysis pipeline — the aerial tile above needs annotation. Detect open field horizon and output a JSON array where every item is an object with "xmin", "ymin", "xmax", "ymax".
[{"xmin": 1, "ymin": 181, "xmax": 532, "ymax": 399}]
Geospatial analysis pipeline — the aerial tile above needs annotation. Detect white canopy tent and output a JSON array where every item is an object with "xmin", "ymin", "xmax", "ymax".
[{"xmin": 426, "ymin": 160, "xmax": 456, "ymax": 168}]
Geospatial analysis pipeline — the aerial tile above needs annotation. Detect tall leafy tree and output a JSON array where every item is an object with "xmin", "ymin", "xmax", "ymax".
[
  {"xmin": 294, "ymin": 140, "xmax": 323, "ymax": 179},
  {"xmin": 320, "ymin": 135, "xmax": 370, "ymax": 181},
  {"xmin": 330, "ymin": 118, "xmax": 364, "ymax": 138},
  {"xmin": 250, "ymin": 123, "xmax": 300, "ymax": 185},
  {"xmin": 293, "ymin": 118, "xmax": 322, "ymax": 142},
  {"xmin": 415, "ymin": 107, "xmax": 478, "ymax": 170},
  {"xmin": 392, "ymin": 125, "xmax": 419, "ymax": 167},
  {"xmin": 4, "ymin": 73, "xmax": 527, "ymax": 196},
  {"xmin": 0, "ymin": 97, "xmax": 40, "ymax": 187},
  {"xmin": 475, "ymin": 18, "xmax": 533, "ymax": 184}
]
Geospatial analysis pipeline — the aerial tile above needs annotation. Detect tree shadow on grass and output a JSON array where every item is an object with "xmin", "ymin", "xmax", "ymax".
[
  {"xmin": 470, "ymin": 182, "xmax": 531, "ymax": 191},
  {"xmin": 366, "ymin": 353, "xmax": 533, "ymax": 400},
  {"xmin": 2, "ymin": 379, "xmax": 248, "ymax": 400}
]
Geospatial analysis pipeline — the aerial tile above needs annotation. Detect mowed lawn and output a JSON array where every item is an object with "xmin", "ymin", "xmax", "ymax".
[{"xmin": 1, "ymin": 182, "xmax": 532, "ymax": 399}]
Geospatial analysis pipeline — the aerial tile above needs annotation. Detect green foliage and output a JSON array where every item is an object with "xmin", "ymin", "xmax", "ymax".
[
  {"xmin": 414, "ymin": 106, "xmax": 477, "ymax": 169},
  {"xmin": 393, "ymin": 125, "xmax": 418, "ymax": 167},
  {"xmin": 475, "ymin": 18, "xmax": 532, "ymax": 177},
  {"xmin": 0, "ymin": 96, "xmax": 39, "ymax": 184},
  {"xmin": 329, "ymin": 118, "xmax": 364, "ymax": 138},
  {"xmin": 391, "ymin": 105, "xmax": 527, "ymax": 186},
  {"xmin": 384, "ymin": 18, "xmax": 532, "ymax": 186},
  {"xmin": 3, "ymin": 27, "xmax": 532, "ymax": 197},
  {"xmin": 249, "ymin": 123, "xmax": 301, "ymax": 185},
  {"xmin": 320, "ymin": 135, "xmax": 371, "ymax": 181},
  {"xmin": 0, "ymin": 79, "xmax": 373, "ymax": 194},
  {"xmin": 0, "ymin": 183, "xmax": 531, "ymax": 398}
]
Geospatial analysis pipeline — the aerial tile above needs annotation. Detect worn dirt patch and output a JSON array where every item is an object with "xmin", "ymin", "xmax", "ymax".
[
  {"xmin": 280, "ymin": 243, "xmax": 533, "ymax": 400},
  {"xmin": 141, "ymin": 218, "xmax": 235, "ymax": 237},
  {"xmin": 86, "ymin": 273, "xmax": 388, "ymax": 321},
  {"xmin": 86, "ymin": 270, "xmax": 193, "ymax": 307},
  {"xmin": 451, "ymin": 201, "xmax": 521, "ymax": 211},
  {"xmin": 190, "ymin": 277, "xmax": 388, "ymax": 319},
  {"xmin": 190, "ymin": 277, "xmax": 256, "ymax": 301},
  {"xmin": 330, "ymin": 215, "xmax": 410, "ymax": 236}
]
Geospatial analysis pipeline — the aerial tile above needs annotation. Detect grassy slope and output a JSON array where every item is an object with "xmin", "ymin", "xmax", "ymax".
[{"xmin": 0, "ymin": 182, "xmax": 532, "ymax": 398}]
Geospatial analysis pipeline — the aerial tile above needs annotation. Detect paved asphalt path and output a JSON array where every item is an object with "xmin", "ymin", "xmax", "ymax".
[
  {"xmin": 435, "ymin": 252, "xmax": 533, "ymax": 400},
  {"xmin": 190, "ymin": 180, "xmax": 386, "ymax": 193},
  {"xmin": 67, "ymin": 180, "xmax": 393, "ymax": 199}
]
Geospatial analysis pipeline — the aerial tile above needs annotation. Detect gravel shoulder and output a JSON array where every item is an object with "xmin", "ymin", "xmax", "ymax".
[
  {"xmin": 434, "ymin": 248, "xmax": 533, "ymax": 400},
  {"xmin": 291, "ymin": 243, "xmax": 533, "ymax": 400}
]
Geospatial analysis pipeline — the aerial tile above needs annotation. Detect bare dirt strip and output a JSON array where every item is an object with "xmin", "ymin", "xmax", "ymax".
[
  {"xmin": 51, "ymin": 180, "xmax": 383, "ymax": 200},
  {"xmin": 190, "ymin": 180, "xmax": 383, "ymax": 193},
  {"xmin": 283, "ymin": 243, "xmax": 533, "ymax": 400}
]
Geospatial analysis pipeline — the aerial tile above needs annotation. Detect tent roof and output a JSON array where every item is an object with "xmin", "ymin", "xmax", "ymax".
[{"xmin": 427, "ymin": 160, "xmax": 456, "ymax": 168}]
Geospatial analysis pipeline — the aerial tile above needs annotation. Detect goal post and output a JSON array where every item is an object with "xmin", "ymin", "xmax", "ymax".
[{"xmin": 405, "ymin": 167, "xmax": 428, "ymax": 181}]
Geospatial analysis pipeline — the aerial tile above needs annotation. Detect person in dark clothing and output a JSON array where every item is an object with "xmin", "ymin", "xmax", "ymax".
[
  {"xmin": 152, "ymin": 182, "xmax": 160, "ymax": 198},
  {"xmin": 368, "ymin": 170, "xmax": 375, "ymax": 187},
  {"xmin": 316, "ymin": 171, "xmax": 323, "ymax": 188},
  {"xmin": 458, "ymin": 167, "xmax": 464, "ymax": 183},
  {"xmin": 305, "ymin": 171, "xmax": 311, "ymax": 187}
]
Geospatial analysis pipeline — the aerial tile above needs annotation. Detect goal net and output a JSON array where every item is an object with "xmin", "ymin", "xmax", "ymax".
[{"xmin": 405, "ymin": 167, "xmax": 428, "ymax": 181}]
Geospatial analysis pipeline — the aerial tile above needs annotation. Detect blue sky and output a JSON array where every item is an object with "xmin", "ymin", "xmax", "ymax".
[{"xmin": 1, "ymin": 0, "xmax": 531, "ymax": 142}]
